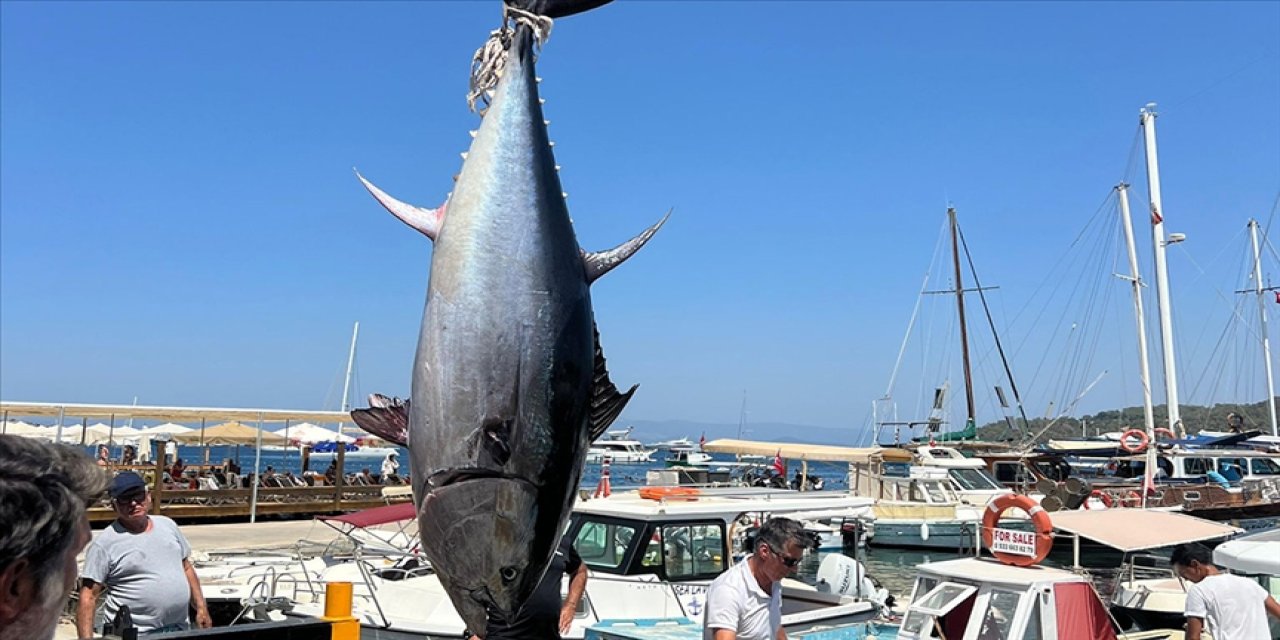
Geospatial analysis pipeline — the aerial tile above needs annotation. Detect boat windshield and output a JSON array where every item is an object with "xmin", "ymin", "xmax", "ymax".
[
  {"xmin": 975, "ymin": 589, "xmax": 1022, "ymax": 640},
  {"xmin": 949, "ymin": 468, "xmax": 1003, "ymax": 491},
  {"xmin": 575, "ymin": 520, "xmax": 639, "ymax": 570}
]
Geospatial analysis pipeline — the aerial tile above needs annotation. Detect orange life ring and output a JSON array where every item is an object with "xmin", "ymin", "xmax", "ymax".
[
  {"xmin": 1154, "ymin": 427, "xmax": 1176, "ymax": 441},
  {"xmin": 1120, "ymin": 490, "xmax": 1142, "ymax": 507},
  {"xmin": 1120, "ymin": 429, "xmax": 1149, "ymax": 453},
  {"xmin": 638, "ymin": 486, "xmax": 700, "ymax": 501},
  {"xmin": 1084, "ymin": 490, "xmax": 1113, "ymax": 510},
  {"xmin": 980, "ymin": 494, "xmax": 1053, "ymax": 567}
]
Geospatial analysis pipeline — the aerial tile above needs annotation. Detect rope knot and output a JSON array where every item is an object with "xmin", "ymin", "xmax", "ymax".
[{"xmin": 467, "ymin": 5, "xmax": 554, "ymax": 114}]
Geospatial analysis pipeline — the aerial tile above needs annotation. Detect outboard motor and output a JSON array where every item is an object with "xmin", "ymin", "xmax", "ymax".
[{"xmin": 814, "ymin": 555, "xmax": 891, "ymax": 613}]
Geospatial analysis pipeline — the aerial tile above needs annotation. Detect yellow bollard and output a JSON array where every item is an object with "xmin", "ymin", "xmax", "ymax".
[{"xmin": 324, "ymin": 582, "xmax": 359, "ymax": 640}]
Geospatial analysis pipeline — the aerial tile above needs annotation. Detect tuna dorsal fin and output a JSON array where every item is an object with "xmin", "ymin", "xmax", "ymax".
[
  {"xmin": 355, "ymin": 170, "xmax": 444, "ymax": 241},
  {"xmin": 350, "ymin": 393, "xmax": 410, "ymax": 446},
  {"xmin": 582, "ymin": 209, "xmax": 671, "ymax": 284},
  {"xmin": 589, "ymin": 325, "xmax": 638, "ymax": 442}
]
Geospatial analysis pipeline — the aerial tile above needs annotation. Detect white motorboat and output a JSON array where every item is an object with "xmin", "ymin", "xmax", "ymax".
[
  {"xmin": 911, "ymin": 445, "xmax": 1011, "ymax": 506},
  {"xmin": 587, "ymin": 427, "xmax": 656, "ymax": 464},
  {"xmin": 229, "ymin": 487, "xmax": 889, "ymax": 638}
]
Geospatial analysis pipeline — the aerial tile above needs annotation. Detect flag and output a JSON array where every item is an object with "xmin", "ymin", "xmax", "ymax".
[
  {"xmin": 699, "ymin": 432, "xmax": 706, "ymax": 450},
  {"xmin": 1151, "ymin": 206, "xmax": 1163, "ymax": 225},
  {"xmin": 773, "ymin": 450, "xmax": 785, "ymax": 476}
]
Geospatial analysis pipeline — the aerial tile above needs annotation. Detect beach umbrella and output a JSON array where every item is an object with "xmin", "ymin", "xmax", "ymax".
[
  {"xmin": 1, "ymin": 421, "xmax": 53, "ymax": 440},
  {"xmin": 171, "ymin": 421, "xmax": 286, "ymax": 446},
  {"xmin": 287, "ymin": 422, "xmax": 356, "ymax": 445},
  {"xmin": 141, "ymin": 423, "xmax": 195, "ymax": 436}
]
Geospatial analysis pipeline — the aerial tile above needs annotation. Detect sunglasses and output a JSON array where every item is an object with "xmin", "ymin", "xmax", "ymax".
[
  {"xmin": 113, "ymin": 493, "xmax": 146, "ymax": 506},
  {"xmin": 765, "ymin": 544, "xmax": 803, "ymax": 568}
]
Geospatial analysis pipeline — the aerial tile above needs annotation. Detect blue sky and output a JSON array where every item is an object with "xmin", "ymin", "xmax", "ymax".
[{"xmin": 3, "ymin": 1, "xmax": 1278, "ymax": 439}]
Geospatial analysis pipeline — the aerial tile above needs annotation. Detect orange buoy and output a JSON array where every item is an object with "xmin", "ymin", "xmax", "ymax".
[
  {"xmin": 638, "ymin": 486, "xmax": 700, "ymax": 501},
  {"xmin": 980, "ymin": 494, "xmax": 1053, "ymax": 567},
  {"xmin": 1085, "ymin": 490, "xmax": 1113, "ymax": 510},
  {"xmin": 1120, "ymin": 429, "xmax": 1149, "ymax": 453}
]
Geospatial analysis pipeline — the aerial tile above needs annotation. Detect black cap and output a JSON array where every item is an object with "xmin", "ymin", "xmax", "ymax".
[{"xmin": 108, "ymin": 472, "xmax": 147, "ymax": 499}]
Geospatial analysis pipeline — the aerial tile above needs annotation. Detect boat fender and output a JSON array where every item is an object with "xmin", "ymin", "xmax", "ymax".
[
  {"xmin": 919, "ymin": 522, "xmax": 930, "ymax": 541},
  {"xmin": 980, "ymin": 493, "xmax": 1053, "ymax": 567},
  {"xmin": 1120, "ymin": 429, "xmax": 1149, "ymax": 453},
  {"xmin": 1085, "ymin": 490, "xmax": 1113, "ymax": 509}
]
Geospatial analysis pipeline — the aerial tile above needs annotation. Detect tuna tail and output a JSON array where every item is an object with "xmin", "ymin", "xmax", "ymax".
[
  {"xmin": 355, "ymin": 169, "xmax": 444, "ymax": 241},
  {"xmin": 503, "ymin": 0, "xmax": 613, "ymax": 19},
  {"xmin": 583, "ymin": 209, "xmax": 671, "ymax": 283},
  {"xmin": 350, "ymin": 393, "xmax": 410, "ymax": 446}
]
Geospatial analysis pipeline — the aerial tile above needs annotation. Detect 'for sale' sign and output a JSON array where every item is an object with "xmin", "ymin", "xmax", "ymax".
[{"xmin": 990, "ymin": 527, "xmax": 1037, "ymax": 557}]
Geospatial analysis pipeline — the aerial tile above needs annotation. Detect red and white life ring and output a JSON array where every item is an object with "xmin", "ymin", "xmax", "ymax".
[
  {"xmin": 1084, "ymin": 490, "xmax": 1113, "ymax": 510},
  {"xmin": 1120, "ymin": 490, "xmax": 1143, "ymax": 508},
  {"xmin": 1120, "ymin": 429, "xmax": 1149, "ymax": 453},
  {"xmin": 1154, "ymin": 427, "xmax": 1176, "ymax": 441},
  {"xmin": 981, "ymin": 494, "xmax": 1053, "ymax": 567}
]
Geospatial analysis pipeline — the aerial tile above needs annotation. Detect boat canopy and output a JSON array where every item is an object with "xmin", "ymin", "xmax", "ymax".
[
  {"xmin": 1213, "ymin": 527, "xmax": 1280, "ymax": 575},
  {"xmin": 702, "ymin": 439, "xmax": 912, "ymax": 464},
  {"xmin": 0, "ymin": 400, "xmax": 349, "ymax": 424},
  {"xmin": 320, "ymin": 501, "xmax": 416, "ymax": 528},
  {"xmin": 1048, "ymin": 510, "xmax": 1241, "ymax": 552}
]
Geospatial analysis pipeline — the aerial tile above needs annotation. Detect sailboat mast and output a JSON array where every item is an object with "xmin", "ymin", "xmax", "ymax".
[
  {"xmin": 1141, "ymin": 103, "xmax": 1184, "ymax": 437},
  {"xmin": 1248, "ymin": 219, "xmax": 1279, "ymax": 436},
  {"xmin": 1117, "ymin": 184, "xmax": 1157, "ymax": 436},
  {"xmin": 1119, "ymin": 183, "xmax": 1159, "ymax": 507},
  {"xmin": 338, "ymin": 321, "xmax": 360, "ymax": 436},
  {"xmin": 949, "ymin": 208, "xmax": 977, "ymax": 428}
]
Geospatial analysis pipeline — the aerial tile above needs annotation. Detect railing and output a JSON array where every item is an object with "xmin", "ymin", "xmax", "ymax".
[{"xmin": 87, "ymin": 484, "xmax": 410, "ymax": 523}]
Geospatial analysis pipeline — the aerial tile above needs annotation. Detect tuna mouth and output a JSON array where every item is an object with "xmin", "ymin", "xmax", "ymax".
[{"xmin": 427, "ymin": 467, "xmax": 538, "ymax": 490}]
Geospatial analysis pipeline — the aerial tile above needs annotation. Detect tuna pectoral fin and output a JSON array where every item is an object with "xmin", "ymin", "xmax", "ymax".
[
  {"xmin": 582, "ymin": 209, "xmax": 671, "ymax": 283},
  {"xmin": 589, "ymin": 324, "xmax": 638, "ymax": 442},
  {"xmin": 354, "ymin": 170, "xmax": 444, "ymax": 240},
  {"xmin": 350, "ymin": 394, "xmax": 409, "ymax": 446}
]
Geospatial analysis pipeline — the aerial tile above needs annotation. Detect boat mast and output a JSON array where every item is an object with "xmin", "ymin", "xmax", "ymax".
[
  {"xmin": 338, "ymin": 321, "xmax": 360, "ymax": 436},
  {"xmin": 1140, "ymin": 103, "xmax": 1184, "ymax": 437},
  {"xmin": 736, "ymin": 390, "xmax": 747, "ymax": 439},
  {"xmin": 1248, "ymin": 219, "xmax": 1279, "ymax": 436},
  {"xmin": 1119, "ymin": 183, "xmax": 1159, "ymax": 507},
  {"xmin": 949, "ymin": 207, "xmax": 977, "ymax": 430}
]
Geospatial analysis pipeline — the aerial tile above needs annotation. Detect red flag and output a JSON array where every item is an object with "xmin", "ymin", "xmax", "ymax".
[
  {"xmin": 699, "ymin": 432, "xmax": 706, "ymax": 450},
  {"xmin": 773, "ymin": 450, "xmax": 785, "ymax": 476},
  {"xmin": 1151, "ymin": 206, "xmax": 1163, "ymax": 225}
]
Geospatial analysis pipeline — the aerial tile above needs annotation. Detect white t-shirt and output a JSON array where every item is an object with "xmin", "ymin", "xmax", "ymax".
[
  {"xmin": 702, "ymin": 555, "xmax": 781, "ymax": 640},
  {"xmin": 1184, "ymin": 573, "xmax": 1271, "ymax": 640}
]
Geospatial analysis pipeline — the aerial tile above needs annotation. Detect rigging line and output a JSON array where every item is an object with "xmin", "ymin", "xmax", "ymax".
[
  {"xmin": 1122, "ymin": 126, "xmax": 1145, "ymax": 185},
  {"xmin": 956, "ymin": 224, "xmax": 1029, "ymax": 434},
  {"xmin": 884, "ymin": 217, "xmax": 949, "ymax": 399},
  {"xmin": 1263, "ymin": 189, "xmax": 1280, "ymax": 241},
  {"xmin": 1162, "ymin": 48, "xmax": 1278, "ymax": 114},
  {"xmin": 1187, "ymin": 310, "xmax": 1238, "ymax": 406},
  {"xmin": 1008, "ymin": 189, "xmax": 1118, "ymax": 356}
]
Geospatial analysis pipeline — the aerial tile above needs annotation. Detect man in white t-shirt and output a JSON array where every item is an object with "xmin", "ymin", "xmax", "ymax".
[
  {"xmin": 702, "ymin": 517, "xmax": 808, "ymax": 640},
  {"xmin": 1171, "ymin": 542, "xmax": 1280, "ymax": 640}
]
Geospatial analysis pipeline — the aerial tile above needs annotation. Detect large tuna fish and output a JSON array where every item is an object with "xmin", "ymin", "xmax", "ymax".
[{"xmin": 351, "ymin": 1, "xmax": 666, "ymax": 635}]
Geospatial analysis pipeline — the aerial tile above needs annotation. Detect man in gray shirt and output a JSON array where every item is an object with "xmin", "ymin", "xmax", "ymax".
[{"xmin": 76, "ymin": 472, "xmax": 211, "ymax": 638}]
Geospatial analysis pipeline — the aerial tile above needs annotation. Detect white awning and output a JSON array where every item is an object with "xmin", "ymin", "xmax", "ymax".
[
  {"xmin": 1, "ymin": 401, "xmax": 350, "ymax": 424},
  {"xmin": 1048, "ymin": 509, "xmax": 1241, "ymax": 552},
  {"xmin": 1213, "ymin": 528, "xmax": 1280, "ymax": 575},
  {"xmin": 701, "ymin": 439, "xmax": 912, "ymax": 464}
]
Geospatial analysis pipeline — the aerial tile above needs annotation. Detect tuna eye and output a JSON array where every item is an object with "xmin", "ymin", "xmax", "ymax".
[{"xmin": 500, "ymin": 566, "xmax": 519, "ymax": 583}]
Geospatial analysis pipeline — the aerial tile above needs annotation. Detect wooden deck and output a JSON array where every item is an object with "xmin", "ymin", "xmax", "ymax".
[{"xmin": 88, "ymin": 484, "xmax": 412, "ymax": 524}]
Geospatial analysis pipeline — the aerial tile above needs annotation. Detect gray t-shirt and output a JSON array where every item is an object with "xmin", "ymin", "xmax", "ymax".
[{"xmin": 82, "ymin": 515, "xmax": 193, "ymax": 632}]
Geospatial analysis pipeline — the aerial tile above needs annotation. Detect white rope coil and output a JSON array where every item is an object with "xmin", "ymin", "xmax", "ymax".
[{"xmin": 467, "ymin": 5, "xmax": 553, "ymax": 114}]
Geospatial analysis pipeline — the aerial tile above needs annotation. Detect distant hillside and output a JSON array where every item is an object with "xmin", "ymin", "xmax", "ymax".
[{"xmin": 976, "ymin": 398, "xmax": 1279, "ymax": 443}]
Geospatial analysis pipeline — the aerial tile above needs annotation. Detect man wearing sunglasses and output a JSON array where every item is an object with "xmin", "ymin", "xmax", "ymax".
[
  {"xmin": 703, "ymin": 517, "xmax": 807, "ymax": 640},
  {"xmin": 76, "ymin": 472, "xmax": 211, "ymax": 638}
]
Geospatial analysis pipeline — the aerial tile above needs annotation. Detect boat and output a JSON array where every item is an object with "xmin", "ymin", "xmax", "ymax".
[
  {"xmin": 664, "ymin": 441, "xmax": 713, "ymax": 467},
  {"xmin": 587, "ymin": 427, "xmax": 657, "ymax": 464},
  {"xmin": 219, "ymin": 488, "xmax": 889, "ymax": 638},
  {"xmin": 898, "ymin": 505, "xmax": 1195, "ymax": 640},
  {"xmin": 910, "ymin": 445, "xmax": 1011, "ymax": 506}
]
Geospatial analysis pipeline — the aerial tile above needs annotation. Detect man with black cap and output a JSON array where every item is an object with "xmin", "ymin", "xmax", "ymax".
[{"xmin": 76, "ymin": 472, "xmax": 211, "ymax": 638}]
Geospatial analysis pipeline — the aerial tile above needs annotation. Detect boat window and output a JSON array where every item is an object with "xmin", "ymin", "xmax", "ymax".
[
  {"xmin": 1184, "ymin": 457, "xmax": 1214, "ymax": 475},
  {"xmin": 994, "ymin": 462, "xmax": 1023, "ymax": 484},
  {"xmin": 949, "ymin": 469, "xmax": 1003, "ymax": 491},
  {"xmin": 660, "ymin": 523, "xmax": 724, "ymax": 579},
  {"xmin": 1250, "ymin": 457, "xmax": 1280, "ymax": 475},
  {"xmin": 898, "ymin": 582, "xmax": 978, "ymax": 639},
  {"xmin": 1218, "ymin": 458, "xmax": 1247, "ymax": 481},
  {"xmin": 976, "ymin": 589, "xmax": 1021, "ymax": 640},
  {"xmin": 1020, "ymin": 596, "xmax": 1042, "ymax": 640},
  {"xmin": 574, "ymin": 520, "xmax": 638, "ymax": 570},
  {"xmin": 921, "ymin": 481, "xmax": 950, "ymax": 503},
  {"xmin": 909, "ymin": 577, "xmax": 939, "ymax": 604}
]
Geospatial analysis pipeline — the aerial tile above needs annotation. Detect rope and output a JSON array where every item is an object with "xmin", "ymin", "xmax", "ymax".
[{"xmin": 467, "ymin": 5, "xmax": 554, "ymax": 114}]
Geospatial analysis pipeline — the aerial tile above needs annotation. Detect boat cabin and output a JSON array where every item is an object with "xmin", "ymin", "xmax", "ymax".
[
  {"xmin": 912, "ymin": 446, "xmax": 1010, "ymax": 504},
  {"xmin": 898, "ymin": 557, "xmax": 1118, "ymax": 640}
]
